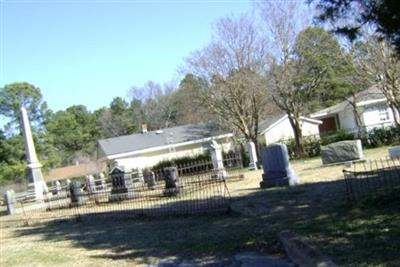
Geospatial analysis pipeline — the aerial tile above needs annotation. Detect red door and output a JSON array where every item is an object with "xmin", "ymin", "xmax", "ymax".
[{"xmin": 319, "ymin": 116, "xmax": 337, "ymax": 134}]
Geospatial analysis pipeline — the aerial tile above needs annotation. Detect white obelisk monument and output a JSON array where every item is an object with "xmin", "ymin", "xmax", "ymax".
[{"xmin": 20, "ymin": 107, "xmax": 46, "ymax": 201}]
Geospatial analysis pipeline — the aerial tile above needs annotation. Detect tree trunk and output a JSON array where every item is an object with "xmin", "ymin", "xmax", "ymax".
[
  {"xmin": 389, "ymin": 103, "xmax": 400, "ymax": 127},
  {"xmin": 288, "ymin": 115, "xmax": 304, "ymax": 157},
  {"xmin": 251, "ymin": 135, "xmax": 260, "ymax": 167},
  {"xmin": 348, "ymin": 100, "xmax": 364, "ymax": 138}
]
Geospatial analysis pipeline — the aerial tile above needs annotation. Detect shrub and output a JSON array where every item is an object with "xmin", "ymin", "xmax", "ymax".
[
  {"xmin": 278, "ymin": 126, "xmax": 400, "ymax": 159},
  {"xmin": 151, "ymin": 153, "xmax": 211, "ymax": 172},
  {"xmin": 363, "ymin": 126, "xmax": 400, "ymax": 148},
  {"xmin": 0, "ymin": 162, "xmax": 27, "ymax": 185},
  {"xmin": 279, "ymin": 129, "xmax": 356, "ymax": 159},
  {"xmin": 282, "ymin": 136, "xmax": 321, "ymax": 159},
  {"xmin": 320, "ymin": 129, "xmax": 355, "ymax": 145}
]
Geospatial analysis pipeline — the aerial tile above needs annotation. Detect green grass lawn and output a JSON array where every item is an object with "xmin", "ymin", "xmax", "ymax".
[{"xmin": 1, "ymin": 146, "xmax": 399, "ymax": 266}]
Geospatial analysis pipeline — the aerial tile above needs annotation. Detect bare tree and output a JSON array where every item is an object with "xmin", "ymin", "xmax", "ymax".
[
  {"xmin": 186, "ymin": 14, "xmax": 275, "ymax": 153},
  {"xmin": 353, "ymin": 37, "xmax": 400, "ymax": 126},
  {"xmin": 128, "ymin": 81, "xmax": 179, "ymax": 130},
  {"xmin": 257, "ymin": 1, "xmax": 321, "ymax": 156}
]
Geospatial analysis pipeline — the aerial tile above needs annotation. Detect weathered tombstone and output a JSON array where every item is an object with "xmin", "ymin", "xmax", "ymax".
[
  {"xmin": 99, "ymin": 172, "xmax": 107, "ymax": 191},
  {"xmin": 210, "ymin": 140, "xmax": 227, "ymax": 178},
  {"xmin": 55, "ymin": 180, "xmax": 62, "ymax": 195},
  {"xmin": 260, "ymin": 144, "xmax": 299, "ymax": 188},
  {"xmin": 144, "ymin": 170, "xmax": 156, "ymax": 190},
  {"xmin": 86, "ymin": 175, "xmax": 96, "ymax": 195},
  {"xmin": 137, "ymin": 169, "xmax": 145, "ymax": 184},
  {"xmin": 163, "ymin": 167, "xmax": 180, "ymax": 196},
  {"xmin": 388, "ymin": 145, "xmax": 400, "ymax": 159},
  {"xmin": 66, "ymin": 179, "xmax": 71, "ymax": 196},
  {"xmin": 4, "ymin": 190, "xmax": 16, "ymax": 215},
  {"xmin": 321, "ymin": 140, "xmax": 363, "ymax": 165},
  {"xmin": 109, "ymin": 166, "xmax": 134, "ymax": 201},
  {"xmin": 69, "ymin": 181, "xmax": 85, "ymax": 206},
  {"xmin": 247, "ymin": 141, "xmax": 258, "ymax": 170}
]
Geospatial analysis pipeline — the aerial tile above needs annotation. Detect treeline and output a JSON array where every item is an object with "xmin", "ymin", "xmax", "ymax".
[
  {"xmin": 1, "ymin": 1, "xmax": 399, "ymax": 184},
  {"xmin": 0, "ymin": 75, "xmax": 210, "ymax": 184}
]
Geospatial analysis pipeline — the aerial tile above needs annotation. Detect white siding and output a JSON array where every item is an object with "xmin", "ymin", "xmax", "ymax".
[
  {"xmin": 262, "ymin": 118, "xmax": 320, "ymax": 145},
  {"xmin": 112, "ymin": 137, "xmax": 233, "ymax": 171},
  {"xmin": 362, "ymin": 103, "xmax": 395, "ymax": 131},
  {"xmin": 337, "ymin": 108, "xmax": 358, "ymax": 132}
]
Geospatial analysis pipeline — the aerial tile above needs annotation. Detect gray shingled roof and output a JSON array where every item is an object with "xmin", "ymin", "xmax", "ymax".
[
  {"xmin": 311, "ymin": 86, "xmax": 385, "ymax": 118},
  {"xmin": 258, "ymin": 114, "xmax": 286, "ymax": 134},
  {"xmin": 98, "ymin": 123, "xmax": 229, "ymax": 157}
]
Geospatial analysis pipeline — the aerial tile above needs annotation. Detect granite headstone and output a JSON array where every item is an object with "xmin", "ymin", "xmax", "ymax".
[
  {"xmin": 260, "ymin": 144, "xmax": 299, "ymax": 188},
  {"xmin": 321, "ymin": 140, "xmax": 363, "ymax": 165},
  {"xmin": 109, "ymin": 166, "xmax": 134, "ymax": 201}
]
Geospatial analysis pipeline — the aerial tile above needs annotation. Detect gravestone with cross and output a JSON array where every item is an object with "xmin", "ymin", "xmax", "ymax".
[{"xmin": 109, "ymin": 166, "xmax": 134, "ymax": 201}]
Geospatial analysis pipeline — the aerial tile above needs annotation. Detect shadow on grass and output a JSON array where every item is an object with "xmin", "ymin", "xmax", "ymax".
[{"xmin": 13, "ymin": 179, "xmax": 400, "ymax": 266}]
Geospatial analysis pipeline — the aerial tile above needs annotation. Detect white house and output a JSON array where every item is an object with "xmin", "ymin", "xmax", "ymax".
[
  {"xmin": 258, "ymin": 114, "xmax": 322, "ymax": 145},
  {"xmin": 310, "ymin": 86, "xmax": 399, "ymax": 135},
  {"xmin": 97, "ymin": 123, "xmax": 234, "ymax": 171}
]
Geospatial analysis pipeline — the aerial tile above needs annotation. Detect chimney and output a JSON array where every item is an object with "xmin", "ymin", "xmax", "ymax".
[{"xmin": 141, "ymin": 124, "xmax": 148, "ymax": 133}]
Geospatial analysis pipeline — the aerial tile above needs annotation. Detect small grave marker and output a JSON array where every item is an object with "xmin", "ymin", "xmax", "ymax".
[{"xmin": 5, "ymin": 190, "xmax": 16, "ymax": 215}]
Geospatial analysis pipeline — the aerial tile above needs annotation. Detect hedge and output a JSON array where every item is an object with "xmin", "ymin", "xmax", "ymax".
[{"xmin": 280, "ymin": 126, "xmax": 400, "ymax": 159}]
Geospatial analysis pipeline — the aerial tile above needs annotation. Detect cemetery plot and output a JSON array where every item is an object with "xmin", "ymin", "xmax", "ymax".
[
  {"xmin": 2, "ymin": 169, "xmax": 233, "ymax": 221},
  {"xmin": 343, "ymin": 157, "xmax": 400, "ymax": 202}
]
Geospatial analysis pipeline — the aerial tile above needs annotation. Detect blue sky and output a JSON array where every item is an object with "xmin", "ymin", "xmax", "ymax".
[{"xmin": 0, "ymin": 0, "xmax": 253, "ymax": 114}]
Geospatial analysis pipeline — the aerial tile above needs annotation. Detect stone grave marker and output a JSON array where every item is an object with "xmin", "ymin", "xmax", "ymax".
[
  {"xmin": 260, "ymin": 143, "xmax": 299, "ymax": 188},
  {"xmin": 55, "ymin": 180, "xmax": 61, "ymax": 194},
  {"xmin": 163, "ymin": 166, "xmax": 180, "ymax": 196},
  {"xmin": 247, "ymin": 141, "xmax": 258, "ymax": 170},
  {"xmin": 144, "ymin": 170, "xmax": 156, "ymax": 190},
  {"xmin": 69, "ymin": 181, "xmax": 85, "ymax": 206},
  {"xmin": 210, "ymin": 140, "xmax": 227, "ymax": 178},
  {"xmin": 99, "ymin": 172, "xmax": 107, "ymax": 191},
  {"xmin": 20, "ymin": 107, "xmax": 46, "ymax": 202},
  {"xmin": 4, "ymin": 190, "xmax": 16, "ymax": 215},
  {"xmin": 86, "ymin": 175, "xmax": 96, "ymax": 195},
  {"xmin": 388, "ymin": 145, "xmax": 400, "ymax": 159},
  {"xmin": 109, "ymin": 166, "xmax": 134, "ymax": 201},
  {"xmin": 321, "ymin": 140, "xmax": 363, "ymax": 165}
]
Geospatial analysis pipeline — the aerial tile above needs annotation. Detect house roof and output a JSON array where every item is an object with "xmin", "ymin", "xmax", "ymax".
[
  {"xmin": 258, "ymin": 115, "xmax": 285, "ymax": 134},
  {"xmin": 258, "ymin": 114, "xmax": 322, "ymax": 135},
  {"xmin": 310, "ymin": 86, "xmax": 386, "ymax": 119},
  {"xmin": 43, "ymin": 161, "xmax": 107, "ymax": 182},
  {"xmin": 98, "ymin": 123, "xmax": 231, "ymax": 158}
]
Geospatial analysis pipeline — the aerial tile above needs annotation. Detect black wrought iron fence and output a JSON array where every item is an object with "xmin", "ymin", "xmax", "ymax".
[
  {"xmin": 152, "ymin": 151, "xmax": 243, "ymax": 180},
  {"xmin": 343, "ymin": 158, "xmax": 400, "ymax": 202},
  {"xmin": 2, "ymin": 169, "xmax": 231, "ymax": 223}
]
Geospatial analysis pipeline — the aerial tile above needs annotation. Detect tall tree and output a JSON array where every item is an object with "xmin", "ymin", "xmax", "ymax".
[
  {"xmin": 295, "ymin": 27, "xmax": 357, "ymax": 112},
  {"xmin": 315, "ymin": 0, "xmax": 400, "ymax": 53},
  {"xmin": 46, "ymin": 105, "xmax": 100, "ymax": 164},
  {"xmin": 99, "ymin": 97, "xmax": 142, "ymax": 138},
  {"xmin": 186, "ymin": 14, "xmax": 274, "ymax": 153},
  {"xmin": 353, "ymin": 37, "xmax": 400, "ymax": 125},
  {"xmin": 172, "ymin": 74, "xmax": 211, "ymax": 125},
  {"xmin": 129, "ymin": 81, "xmax": 179, "ymax": 130},
  {"xmin": 0, "ymin": 82, "xmax": 50, "ymax": 133},
  {"xmin": 258, "ymin": 1, "xmax": 321, "ymax": 156},
  {"xmin": 0, "ymin": 131, "xmax": 26, "ymax": 184},
  {"xmin": 268, "ymin": 54, "xmax": 325, "ymax": 156}
]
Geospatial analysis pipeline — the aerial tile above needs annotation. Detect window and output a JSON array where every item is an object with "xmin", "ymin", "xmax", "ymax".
[{"xmin": 378, "ymin": 105, "xmax": 390, "ymax": 121}]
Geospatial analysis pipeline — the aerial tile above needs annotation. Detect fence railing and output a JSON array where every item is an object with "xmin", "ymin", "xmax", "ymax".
[
  {"xmin": 2, "ymin": 167, "xmax": 232, "ymax": 221},
  {"xmin": 152, "ymin": 151, "xmax": 243, "ymax": 180},
  {"xmin": 343, "ymin": 158, "xmax": 400, "ymax": 202}
]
